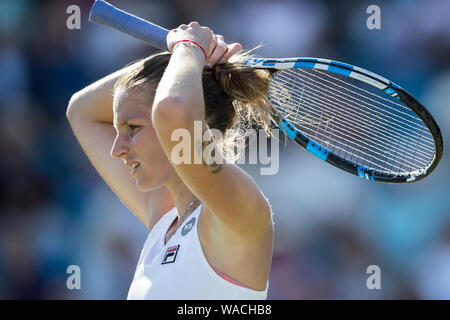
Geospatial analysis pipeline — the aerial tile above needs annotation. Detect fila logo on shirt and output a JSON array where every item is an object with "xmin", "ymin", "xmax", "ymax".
[{"xmin": 161, "ymin": 245, "xmax": 180, "ymax": 264}]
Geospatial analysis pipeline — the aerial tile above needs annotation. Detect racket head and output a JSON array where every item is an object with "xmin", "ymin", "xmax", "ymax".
[{"xmin": 243, "ymin": 57, "xmax": 443, "ymax": 183}]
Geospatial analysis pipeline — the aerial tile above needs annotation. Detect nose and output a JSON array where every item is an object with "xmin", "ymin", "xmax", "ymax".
[{"xmin": 111, "ymin": 134, "xmax": 128, "ymax": 159}]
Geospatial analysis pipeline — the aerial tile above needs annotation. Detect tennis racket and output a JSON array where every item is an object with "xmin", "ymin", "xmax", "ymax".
[{"xmin": 89, "ymin": 0, "xmax": 443, "ymax": 184}]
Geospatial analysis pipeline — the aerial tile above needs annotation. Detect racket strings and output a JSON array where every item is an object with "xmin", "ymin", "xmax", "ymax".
[
  {"xmin": 291, "ymin": 78, "xmax": 431, "ymax": 174},
  {"xmin": 270, "ymin": 77, "xmax": 331, "ymax": 127},
  {"xmin": 277, "ymin": 86, "xmax": 431, "ymax": 175},
  {"xmin": 273, "ymin": 74, "xmax": 433, "ymax": 165},
  {"xmin": 296, "ymin": 69, "xmax": 434, "ymax": 145},
  {"xmin": 269, "ymin": 68, "xmax": 435, "ymax": 175},
  {"xmin": 271, "ymin": 73, "xmax": 434, "ymax": 164},
  {"xmin": 281, "ymin": 88, "xmax": 430, "ymax": 171},
  {"xmin": 313, "ymin": 69, "xmax": 435, "ymax": 146},
  {"xmin": 281, "ymin": 90, "xmax": 427, "ymax": 173},
  {"xmin": 317, "ymin": 69, "xmax": 426, "ymax": 122}
]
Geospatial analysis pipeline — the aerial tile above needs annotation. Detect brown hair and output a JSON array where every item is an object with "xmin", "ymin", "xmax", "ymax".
[{"xmin": 114, "ymin": 50, "xmax": 279, "ymax": 161}]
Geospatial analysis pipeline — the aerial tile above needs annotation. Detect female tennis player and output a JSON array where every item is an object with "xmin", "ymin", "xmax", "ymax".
[{"xmin": 67, "ymin": 22, "xmax": 274, "ymax": 299}]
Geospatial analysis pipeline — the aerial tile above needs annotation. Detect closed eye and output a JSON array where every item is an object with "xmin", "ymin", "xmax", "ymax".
[{"xmin": 129, "ymin": 125, "xmax": 141, "ymax": 136}]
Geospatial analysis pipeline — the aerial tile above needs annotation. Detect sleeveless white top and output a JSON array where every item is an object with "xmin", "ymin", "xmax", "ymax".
[{"xmin": 127, "ymin": 204, "xmax": 269, "ymax": 299}]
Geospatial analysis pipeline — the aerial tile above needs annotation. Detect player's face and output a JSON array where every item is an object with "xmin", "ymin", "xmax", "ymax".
[{"xmin": 111, "ymin": 86, "xmax": 173, "ymax": 192}]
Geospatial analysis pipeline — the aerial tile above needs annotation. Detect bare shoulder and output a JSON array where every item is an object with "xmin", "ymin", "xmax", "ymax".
[
  {"xmin": 205, "ymin": 164, "xmax": 274, "ymax": 240},
  {"xmin": 198, "ymin": 201, "xmax": 273, "ymax": 291},
  {"xmin": 200, "ymin": 199, "xmax": 273, "ymax": 243}
]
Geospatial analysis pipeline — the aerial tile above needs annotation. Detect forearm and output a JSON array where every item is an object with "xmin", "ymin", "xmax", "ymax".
[
  {"xmin": 67, "ymin": 61, "xmax": 141, "ymax": 124},
  {"xmin": 152, "ymin": 45, "xmax": 206, "ymax": 123}
]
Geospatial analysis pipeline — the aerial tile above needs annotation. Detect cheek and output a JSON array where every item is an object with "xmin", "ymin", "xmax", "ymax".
[
  {"xmin": 135, "ymin": 128, "xmax": 169, "ymax": 166},
  {"xmin": 133, "ymin": 126, "xmax": 157, "ymax": 149}
]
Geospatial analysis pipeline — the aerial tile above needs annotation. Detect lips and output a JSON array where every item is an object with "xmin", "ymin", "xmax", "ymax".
[
  {"xmin": 131, "ymin": 162, "xmax": 140, "ymax": 176},
  {"xmin": 126, "ymin": 161, "xmax": 140, "ymax": 176},
  {"xmin": 126, "ymin": 160, "xmax": 139, "ymax": 168},
  {"xmin": 131, "ymin": 162, "xmax": 139, "ymax": 169}
]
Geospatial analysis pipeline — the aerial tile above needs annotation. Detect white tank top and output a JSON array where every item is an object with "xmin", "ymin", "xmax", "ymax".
[{"xmin": 127, "ymin": 203, "xmax": 269, "ymax": 299}]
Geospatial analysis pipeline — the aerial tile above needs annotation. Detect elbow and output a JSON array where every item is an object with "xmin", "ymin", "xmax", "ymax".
[
  {"xmin": 248, "ymin": 191, "xmax": 273, "ymax": 235},
  {"xmin": 152, "ymin": 98, "xmax": 193, "ymax": 133},
  {"xmin": 253, "ymin": 196, "xmax": 273, "ymax": 231},
  {"xmin": 260, "ymin": 200, "xmax": 274, "ymax": 229},
  {"xmin": 66, "ymin": 92, "xmax": 81, "ymax": 121}
]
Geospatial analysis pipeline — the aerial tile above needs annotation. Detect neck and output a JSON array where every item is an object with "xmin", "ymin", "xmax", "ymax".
[
  {"xmin": 147, "ymin": 186, "xmax": 174, "ymax": 222},
  {"xmin": 164, "ymin": 172, "xmax": 199, "ymax": 222},
  {"xmin": 148, "ymin": 186, "xmax": 173, "ymax": 210}
]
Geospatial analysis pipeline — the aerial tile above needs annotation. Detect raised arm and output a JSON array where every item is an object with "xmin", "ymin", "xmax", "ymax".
[
  {"xmin": 152, "ymin": 23, "xmax": 272, "ymax": 238},
  {"xmin": 66, "ymin": 62, "xmax": 172, "ymax": 230}
]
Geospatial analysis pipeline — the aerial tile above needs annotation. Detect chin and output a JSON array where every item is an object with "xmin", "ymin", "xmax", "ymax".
[{"xmin": 135, "ymin": 176, "xmax": 163, "ymax": 192}]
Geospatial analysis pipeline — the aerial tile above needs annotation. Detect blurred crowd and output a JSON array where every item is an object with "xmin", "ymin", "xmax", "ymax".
[{"xmin": 0, "ymin": 0, "xmax": 449, "ymax": 299}]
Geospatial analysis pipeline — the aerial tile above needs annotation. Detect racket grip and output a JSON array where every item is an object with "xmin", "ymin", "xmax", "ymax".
[{"xmin": 88, "ymin": 0, "xmax": 169, "ymax": 51}]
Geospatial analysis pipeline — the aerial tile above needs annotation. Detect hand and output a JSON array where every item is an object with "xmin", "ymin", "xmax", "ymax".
[
  {"xmin": 167, "ymin": 22, "xmax": 243, "ymax": 68},
  {"xmin": 206, "ymin": 34, "xmax": 243, "ymax": 68}
]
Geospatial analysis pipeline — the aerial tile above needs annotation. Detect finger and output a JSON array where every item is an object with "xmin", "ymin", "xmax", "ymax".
[
  {"xmin": 223, "ymin": 43, "xmax": 243, "ymax": 60},
  {"xmin": 207, "ymin": 34, "xmax": 217, "ymax": 55},
  {"xmin": 216, "ymin": 43, "xmax": 242, "ymax": 64},
  {"xmin": 206, "ymin": 36, "xmax": 228, "ymax": 67}
]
